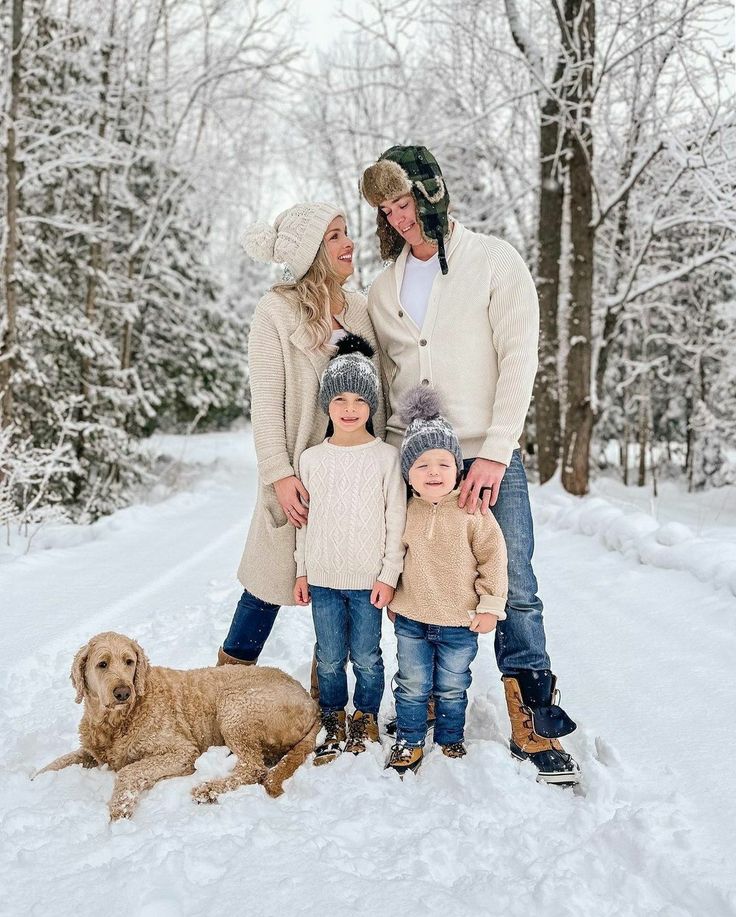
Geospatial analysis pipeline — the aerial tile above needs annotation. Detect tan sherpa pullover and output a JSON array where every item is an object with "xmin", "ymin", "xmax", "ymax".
[
  {"xmin": 389, "ymin": 490, "xmax": 508, "ymax": 627},
  {"xmin": 295, "ymin": 438, "xmax": 406, "ymax": 590},
  {"xmin": 368, "ymin": 221, "xmax": 539, "ymax": 466}
]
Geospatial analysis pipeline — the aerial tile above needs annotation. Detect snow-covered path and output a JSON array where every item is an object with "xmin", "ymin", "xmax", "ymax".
[{"xmin": 2, "ymin": 431, "xmax": 735, "ymax": 917}]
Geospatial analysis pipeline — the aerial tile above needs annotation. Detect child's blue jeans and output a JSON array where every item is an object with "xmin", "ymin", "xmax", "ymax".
[
  {"xmin": 311, "ymin": 586, "xmax": 385, "ymax": 716},
  {"xmin": 393, "ymin": 613, "xmax": 479, "ymax": 747}
]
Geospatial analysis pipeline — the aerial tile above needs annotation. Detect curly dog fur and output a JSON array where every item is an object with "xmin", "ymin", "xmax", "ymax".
[{"xmin": 35, "ymin": 632, "xmax": 319, "ymax": 820}]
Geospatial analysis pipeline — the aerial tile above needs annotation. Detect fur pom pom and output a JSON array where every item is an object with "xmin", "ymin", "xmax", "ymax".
[
  {"xmin": 334, "ymin": 333, "xmax": 375, "ymax": 360},
  {"xmin": 397, "ymin": 385, "xmax": 443, "ymax": 426},
  {"xmin": 239, "ymin": 222, "xmax": 278, "ymax": 262}
]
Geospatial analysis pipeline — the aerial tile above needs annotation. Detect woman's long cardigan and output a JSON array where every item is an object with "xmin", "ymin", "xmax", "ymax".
[{"xmin": 237, "ymin": 288, "xmax": 387, "ymax": 606}]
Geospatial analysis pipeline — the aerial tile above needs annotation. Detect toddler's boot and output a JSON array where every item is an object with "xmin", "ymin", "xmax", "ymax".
[
  {"xmin": 386, "ymin": 741, "xmax": 424, "ymax": 775},
  {"xmin": 440, "ymin": 741, "xmax": 467, "ymax": 758},
  {"xmin": 503, "ymin": 671, "xmax": 580, "ymax": 785},
  {"xmin": 344, "ymin": 710, "xmax": 380, "ymax": 754}
]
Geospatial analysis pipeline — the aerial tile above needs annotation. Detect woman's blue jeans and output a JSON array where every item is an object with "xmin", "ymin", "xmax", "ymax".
[
  {"xmin": 393, "ymin": 613, "xmax": 478, "ymax": 746},
  {"xmin": 310, "ymin": 586, "xmax": 384, "ymax": 715}
]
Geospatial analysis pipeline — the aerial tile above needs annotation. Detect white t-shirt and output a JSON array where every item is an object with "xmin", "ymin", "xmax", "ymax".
[
  {"xmin": 329, "ymin": 311, "xmax": 347, "ymax": 346},
  {"xmin": 399, "ymin": 252, "xmax": 440, "ymax": 329}
]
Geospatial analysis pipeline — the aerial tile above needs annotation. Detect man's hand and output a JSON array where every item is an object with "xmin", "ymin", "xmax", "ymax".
[
  {"xmin": 274, "ymin": 475, "xmax": 309, "ymax": 528},
  {"xmin": 469, "ymin": 612, "xmax": 499, "ymax": 634},
  {"xmin": 370, "ymin": 581, "xmax": 395, "ymax": 609},
  {"xmin": 293, "ymin": 576, "xmax": 310, "ymax": 606},
  {"xmin": 458, "ymin": 458, "xmax": 507, "ymax": 514}
]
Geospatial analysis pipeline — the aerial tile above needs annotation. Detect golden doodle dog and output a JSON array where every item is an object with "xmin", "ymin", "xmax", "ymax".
[{"xmin": 35, "ymin": 632, "xmax": 319, "ymax": 820}]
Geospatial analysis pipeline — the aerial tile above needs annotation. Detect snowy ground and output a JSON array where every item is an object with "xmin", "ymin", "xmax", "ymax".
[{"xmin": 2, "ymin": 429, "xmax": 735, "ymax": 917}]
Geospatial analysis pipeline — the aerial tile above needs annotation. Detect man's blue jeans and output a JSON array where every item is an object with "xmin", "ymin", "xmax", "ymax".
[
  {"xmin": 467, "ymin": 450, "xmax": 550, "ymax": 674},
  {"xmin": 393, "ymin": 613, "xmax": 478, "ymax": 746},
  {"xmin": 310, "ymin": 586, "xmax": 385, "ymax": 716}
]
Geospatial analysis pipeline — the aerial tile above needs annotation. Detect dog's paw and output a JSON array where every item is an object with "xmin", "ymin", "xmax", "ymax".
[
  {"xmin": 261, "ymin": 774, "xmax": 284, "ymax": 798},
  {"xmin": 191, "ymin": 782, "xmax": 220, "ymax": 805},
  {"xmin": 109, "ymin": 802, "xmax": 133, "ymax": 821}
]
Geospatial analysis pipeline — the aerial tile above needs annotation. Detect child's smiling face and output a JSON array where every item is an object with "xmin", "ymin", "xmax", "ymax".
[
  {"xmin": 328, "ymin": 392, "xmax": 371, "ymax": 434},
  {"xmin": 408, "ymin": 449, "xmax": 457, "ymax": 501}
]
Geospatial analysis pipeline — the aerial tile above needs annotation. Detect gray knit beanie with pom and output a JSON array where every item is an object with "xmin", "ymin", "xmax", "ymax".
[
  {"xmin": 398, "ymin": 386, "xmax": 464, "ymax": 482},
  {"xmin": 319, "ymin": 334, "xmax": 379, "ymax": 416}
]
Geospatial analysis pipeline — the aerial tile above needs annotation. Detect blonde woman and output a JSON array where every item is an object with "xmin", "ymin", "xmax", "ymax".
[{"xmin": 218, "ymin": 203, "xmax": 386, "ymax": 687}]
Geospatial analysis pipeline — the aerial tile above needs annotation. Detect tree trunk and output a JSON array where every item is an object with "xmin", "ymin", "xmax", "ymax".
[
  {"xmin": 1, "ymin": 0, "xmax": 24, "ymax": 429},
  {"xmin": 561, "ymin": 0, "xmax": 595, "ymax": 496},
  {"xmin": 637, "ymin": 398, "xmax": 647, "ymax": 487},
  {"xmin": 534, "ymin": 97, "xmax": 564, "ymax": 482}
]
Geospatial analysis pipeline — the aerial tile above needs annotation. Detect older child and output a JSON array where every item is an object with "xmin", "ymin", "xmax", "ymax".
[
  {"xmin": 386, "ymin": 387, "xmax": 508, "ymax": 774},
  {"xmin": 294, "ymin": 335, "xmax": 406, "ymax": 765}
]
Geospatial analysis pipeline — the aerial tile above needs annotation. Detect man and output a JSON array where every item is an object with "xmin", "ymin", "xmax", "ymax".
[{"xmin": 361, "ymin": 145, "xmax": 579, "ymax": 784}]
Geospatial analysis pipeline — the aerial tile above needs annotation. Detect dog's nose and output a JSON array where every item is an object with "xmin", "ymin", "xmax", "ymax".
[{"xmin": 113, "ymin": 686, "xmax": 131, "ymax": 703}]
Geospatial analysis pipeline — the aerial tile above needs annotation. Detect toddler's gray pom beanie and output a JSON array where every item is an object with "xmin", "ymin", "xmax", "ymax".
[{"xmin": 398, "ymin": 386, "xmax": 463, "ymax": 482}]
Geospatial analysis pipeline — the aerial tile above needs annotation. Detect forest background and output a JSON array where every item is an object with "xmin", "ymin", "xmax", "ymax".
[{"xmin": 1, "ymin": 0, "xmax": 734, "ymax": 529}]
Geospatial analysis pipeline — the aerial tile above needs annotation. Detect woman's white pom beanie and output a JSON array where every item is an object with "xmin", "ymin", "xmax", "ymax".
[{"xmin": 239, "ymin": 202, "xmax": 345, "ymax": 281}]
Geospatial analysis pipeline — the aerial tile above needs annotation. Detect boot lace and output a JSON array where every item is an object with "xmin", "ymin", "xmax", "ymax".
[
  {"xmin": 321, "ymin": 711, "xmax": 341, "ymax": 741},
  {"xmin": 390, "ymin": 741, "xmax": 416, "ymax": 764},
  {"xmin": 442, "ymin": 742, "xmax": 466, "ymax": 757},
  {"xmin": 349, "ymin": 714, "xmax": 367, "ymax": 743}
]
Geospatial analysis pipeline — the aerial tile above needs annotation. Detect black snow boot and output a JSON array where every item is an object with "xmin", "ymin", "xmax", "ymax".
[{"xmin": 503, "ymin": 670, "xmax": 580, "ymax": 786}]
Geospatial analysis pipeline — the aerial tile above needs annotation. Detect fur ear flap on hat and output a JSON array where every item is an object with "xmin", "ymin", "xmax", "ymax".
[
  {"xmin": 361, "ymin": 159, "xmax": 412, "ymax": 208},
  {"xmin": 239, "ymin": 222, "xmax": 278, "ymax": 262}
]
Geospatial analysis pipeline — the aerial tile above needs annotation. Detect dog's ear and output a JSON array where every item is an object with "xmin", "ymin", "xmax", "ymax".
[
  {"xmin": 132, "ymin": 639, "xmax": 150, "ymax": 697},
  {"xmin": 71, "ymin": 643, "xmax": 90, "ymax": 704}
]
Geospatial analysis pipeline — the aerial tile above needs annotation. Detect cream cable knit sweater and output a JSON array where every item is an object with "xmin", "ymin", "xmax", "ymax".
[
  {"xmin": 389, "ymin": 490, "xmax": 508, "ymax": 628},
  {"xmin": 368, "ymin": 221, "xmax": 539, "ymax": 466},
  {"xmin": 295, "ymin": 438, "xmax": 406, "ymax": 590}
]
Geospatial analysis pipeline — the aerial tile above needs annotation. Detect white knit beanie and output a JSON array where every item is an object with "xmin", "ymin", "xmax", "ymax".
[{"xmin": 239, "ymin": 202, "xmax": 345, "ymax": 281}]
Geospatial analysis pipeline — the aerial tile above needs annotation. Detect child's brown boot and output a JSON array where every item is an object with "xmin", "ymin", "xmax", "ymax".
[
  {"xmin": 386, "ymin": 741, "xmax": 423, "ymax": 775},
  {"xmin": 440, "ymin": 741, "xmax": 467, "ymax": 758},
  {"xmin": 344, "ymin": 710, "xmax": 380, "ymax": 754},
  {"xmin": 313, "ymin": 710, "xmax": 346, "ymax": 766}
]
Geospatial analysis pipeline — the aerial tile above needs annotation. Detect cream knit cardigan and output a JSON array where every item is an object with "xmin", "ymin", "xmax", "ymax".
[
  {"xmin": 237, "ymin": 289, "xmax": 386, "ymax": 606},
  {"xmin": 367, "ymin": 221, "xmax": 539, "ymax": 466}
]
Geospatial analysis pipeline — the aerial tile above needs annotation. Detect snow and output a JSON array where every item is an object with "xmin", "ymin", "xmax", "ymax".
[{"xmin": 2, "ymin": 430, "xmax": 735, "ymax": 917}]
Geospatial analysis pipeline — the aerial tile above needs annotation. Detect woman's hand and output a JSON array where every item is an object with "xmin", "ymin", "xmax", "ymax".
[
  {"xmin": 293, "ymin": 577, "xmax": 310, "ymax": 606},
  {"xmin": 469, "ymin": 612, "xmax": 498, "ymax": 634},
  {"xmin": 273, "ymin": 475, "xmax": 309, "ymax": 528}
]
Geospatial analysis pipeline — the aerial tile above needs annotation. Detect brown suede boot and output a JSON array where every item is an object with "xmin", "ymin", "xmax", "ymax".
[
  {"xmin": 313, "ymin": 710, "xmax": 347, "ymax": 766},
  {"xmin": 440, "ymin": 741, "xmax": 467, "ymax": 759},
  {"xmin": 386, "ymin": 741, "xmax": 423, "ymax": 775},
  {"xmin": 344, "ymin": 711, "xmax": 380, "ymax": 755},
  {"xmin": 503, "ymin": 674, "xmax": 579, "ymax": 785},
  {"xmin": 217, "ymin": 647, "xmax": 256, "ymax": 666},
  {"xmin": 310, "ymin": 651, "xmax": 320, "ymax": 702}
]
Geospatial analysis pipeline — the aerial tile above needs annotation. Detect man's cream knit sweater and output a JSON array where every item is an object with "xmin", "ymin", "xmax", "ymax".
[
  {"xmin": 368, "ymin": 221, "xmax": 539, "ymax": 466},
  {"xmin": 295, "ymin": 438, "xmax": 406, "ymax": 590},
  {"xmin": 389, "ymin": 490, "xmax": 508, "ymax": 627}
]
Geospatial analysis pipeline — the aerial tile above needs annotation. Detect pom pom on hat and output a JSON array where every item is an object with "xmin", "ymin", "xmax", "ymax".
[
  {"xmin": 239, "ymin": 222, "xmax": 278, "ymax": 262},
  {"xmin": 335, "ymin": 333, "xmax": 375, "ymax": 360},
  {"xmin": 397, "ymin": 385, "xmax": 443, "ymax": 427}
]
